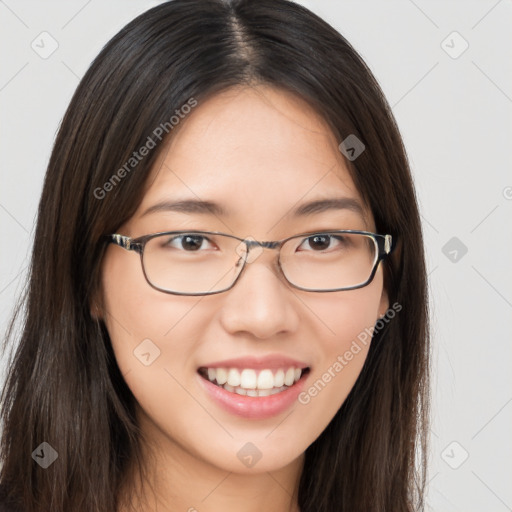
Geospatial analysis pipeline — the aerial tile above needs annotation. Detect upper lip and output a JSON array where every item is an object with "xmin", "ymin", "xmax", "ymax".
[{"xmin": 198, "ymin": 355, "xmax": 310, "ymax": 371}]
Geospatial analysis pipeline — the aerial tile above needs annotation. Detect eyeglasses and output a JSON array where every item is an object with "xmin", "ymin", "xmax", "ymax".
[{"xmin": 106, "ymin": 229, "xmax": 393, "ymax": 296}]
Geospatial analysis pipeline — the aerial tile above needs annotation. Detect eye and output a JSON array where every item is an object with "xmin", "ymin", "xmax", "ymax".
[
  {"xmin": 164, "ymin": 234, "xmax": 216, "ymax": 251},
  {"xmin": 297, "ymin": 233, "xmax": 348, "ymax": 252}
]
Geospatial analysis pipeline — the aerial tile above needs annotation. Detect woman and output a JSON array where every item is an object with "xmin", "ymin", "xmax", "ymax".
[{"xmin": 0, "ymin": 0, "xmax": 430, "ymax": 511}]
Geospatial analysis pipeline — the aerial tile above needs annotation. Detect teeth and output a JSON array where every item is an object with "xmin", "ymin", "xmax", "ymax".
[
  {"xmin": 216, "ymin": 368, "xmax": 228, "ymax": 385},
  {"xmin": 232, "ymin": 386, "xmax": 289, "ymax": 397},
  {"xmin": 227, "ymin": 368, "xmax": 241, "ymax": 387},
  {"xmin": 202, "ymin": 366, "xmax": 306, "ymax": 394},
  {"xmin": 257, "ymin": 369, "xmax": 274, "ymax": 390},
  {"xmin": 240, "ymin": 369, "xmax": 257, "ymax": 389},
  {"xmin": 284, "ymin": 367, "xmax": 295, "ymax": 386},
  {"xmin": 274, "ymin": 369, "xmax": 285, "ymax": 387}
]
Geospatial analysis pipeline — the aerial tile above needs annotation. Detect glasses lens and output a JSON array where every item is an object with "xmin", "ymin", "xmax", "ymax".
[
  {"xmin": 142, "ymin": 232, "xmax": 244, "ymax": 294},
  {"xmin": 141, "ymin": 231, "xmax": 379, "ymax": 294},
  {"xmin": 280, "ymin": 232, "xmax": 378, "ymax": 290}
]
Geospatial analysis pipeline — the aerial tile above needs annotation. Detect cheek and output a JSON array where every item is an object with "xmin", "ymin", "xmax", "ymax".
[
  {"xmin": 296, "ymin": 273, "xmax": 384, "ymax": 432},
  {"xmin": 100, "ymin": 250, "xmax": 211, "ymax": 384},
  {"xmin": 100, "ymin": 252, "xmax": 220, "ymax": 452},
  {"xmin": 308, "ymin": 268, "xmax": 383, "ymax": 353}
]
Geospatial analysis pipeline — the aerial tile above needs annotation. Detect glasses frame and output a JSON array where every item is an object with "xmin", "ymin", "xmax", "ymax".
[{"xmin": 106, "ymin": 229, "xmax": 393, "ymax": 296}]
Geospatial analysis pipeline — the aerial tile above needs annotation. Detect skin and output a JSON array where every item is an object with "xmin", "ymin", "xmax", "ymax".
[{"xmin": 98, "ymin": 85, "xmax": 389, "ymax": 512}]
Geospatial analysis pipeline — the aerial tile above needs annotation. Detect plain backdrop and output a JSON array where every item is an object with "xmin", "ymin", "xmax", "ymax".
[{"xmin": 1, "ymin": 1, "xmax": 511, "ymax": 510}]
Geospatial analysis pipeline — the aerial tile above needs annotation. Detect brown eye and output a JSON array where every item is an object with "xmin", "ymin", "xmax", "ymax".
[
  {"xmin": 164, "ymin": 234, "xmax": 213, "ymax": 251},
  {"xmin": 298, "ymin": 234, "xmax": 346, "ymax": 252}
]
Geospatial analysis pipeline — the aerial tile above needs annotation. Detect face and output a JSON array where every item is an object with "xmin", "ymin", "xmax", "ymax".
[{"xmin": 99, "ymin": 85, "xmax": 389, "ymax": 476}]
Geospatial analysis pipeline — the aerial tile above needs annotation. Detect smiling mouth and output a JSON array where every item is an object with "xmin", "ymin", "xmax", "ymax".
[{"xmin": 197, "ymin": 366, "xmax": 311, "ymax": 397}]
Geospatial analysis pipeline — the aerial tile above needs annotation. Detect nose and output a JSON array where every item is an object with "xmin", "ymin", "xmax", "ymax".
[{"xmin": 218, "ymin": 247, "xmax": 300, "ymax": 339}]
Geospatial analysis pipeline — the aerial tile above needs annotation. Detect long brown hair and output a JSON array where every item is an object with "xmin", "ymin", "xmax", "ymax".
[{"xmin": 0, "ymin": 1, "xmax": 430, "ymax": 510}]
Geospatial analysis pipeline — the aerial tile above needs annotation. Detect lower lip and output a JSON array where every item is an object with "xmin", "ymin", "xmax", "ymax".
[{"xmin": 197, "ymin": 371, "xmax": 309, "ymax": 420}]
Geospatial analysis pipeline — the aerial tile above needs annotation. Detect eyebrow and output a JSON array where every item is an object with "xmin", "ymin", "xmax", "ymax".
[{"xmin": 141, "ymin": 197, "xmax": 366, "ymax": 220}]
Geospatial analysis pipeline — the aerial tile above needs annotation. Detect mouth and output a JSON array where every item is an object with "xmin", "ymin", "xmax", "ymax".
[{"xmin": 197, "ymin": 366, "xmax": 311, "ymax": 397}]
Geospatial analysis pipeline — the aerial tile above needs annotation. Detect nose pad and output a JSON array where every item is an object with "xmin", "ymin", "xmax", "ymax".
[{"xmin": 234, "ymin": 236, "xmax": 265, "ymax": 264}]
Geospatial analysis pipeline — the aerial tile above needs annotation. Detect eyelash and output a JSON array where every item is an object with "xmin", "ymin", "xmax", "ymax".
[{"xmin": 163, "ymin": 233, "xmax": 348, "ymax": 252}]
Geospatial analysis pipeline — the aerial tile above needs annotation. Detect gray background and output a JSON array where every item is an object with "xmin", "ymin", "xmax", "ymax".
[{"xmin": 1, "ymin": 1, "xmax": 511, "ymax": 510}]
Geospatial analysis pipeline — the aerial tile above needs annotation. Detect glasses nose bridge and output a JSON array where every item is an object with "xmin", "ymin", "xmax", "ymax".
[
  {"xmin": 240, "ymin": 238, "xmax": 283, "ymax": 266},
  {"xmin": 245, "ymin": 239, "xmax": 280, "ymax": 250}
]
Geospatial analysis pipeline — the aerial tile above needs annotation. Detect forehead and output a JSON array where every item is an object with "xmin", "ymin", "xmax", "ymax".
[{"xmin": 134, "ymin": 85, "xmax": 372, "ymax": 233}]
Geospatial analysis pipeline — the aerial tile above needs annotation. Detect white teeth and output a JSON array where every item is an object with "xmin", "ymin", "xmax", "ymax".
[
  {"xmin": 234, "ymin": 387, "xmax": 289, "ymax": 397},
  {"xmin": 257, "ymin": 369, "xmax": 274, "ymax": 390},
  {"xmin": 240, "ymin": 369, "xmax": 257, "ymax": 389},
  {"xmin": 216, "ymin": 368, "xmax": 228, "ymax": 385},
  {"xmin": 227, "ymin": 368, "xmax": 241, "ymax": 387},
  {"xmin": 274, "ymin": 369, "xmax": 285, "ymax": 387},
  {"xmin": 202, "ymin": 366, "xmax": 307, "ymax": 395},
  {"xmin": 284, "ymin": 368, "xmax": 295, "ymax": 386}
]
